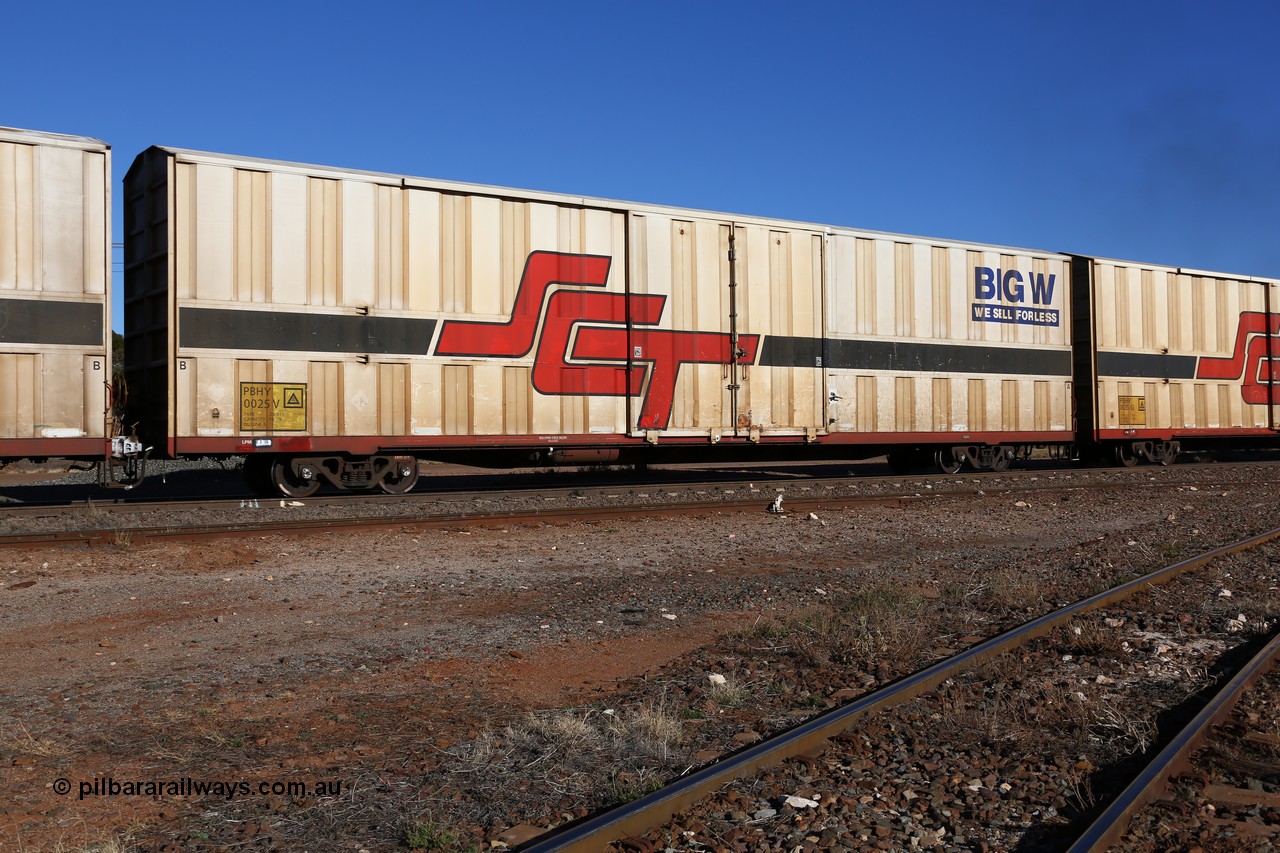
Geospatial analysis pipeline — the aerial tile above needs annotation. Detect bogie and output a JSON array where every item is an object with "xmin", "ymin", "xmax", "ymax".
[{"xmin": 245, "ymin": 454, "xmax": 422, "ymax": 497}]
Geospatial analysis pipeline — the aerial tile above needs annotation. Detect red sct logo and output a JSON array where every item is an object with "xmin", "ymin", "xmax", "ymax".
[
  {"xmin": 1196, "ymin": 311, "xmax": 1280, "ymax": 405},
  {"xmin": 434, "ymin": 252, "xmax": 759, "ymax": 429}
]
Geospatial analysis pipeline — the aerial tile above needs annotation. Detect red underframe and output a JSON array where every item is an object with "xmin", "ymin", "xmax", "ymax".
[
  {"xmin": 0, "ymin": 438, "xmax": 107, "ymax": 458},
  {"xmin": 1097, "ymin": 427, "xmax": 1279, "ymax": 441}
]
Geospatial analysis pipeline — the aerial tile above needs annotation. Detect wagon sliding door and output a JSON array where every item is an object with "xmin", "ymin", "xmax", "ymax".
[
  {"xmin": 626, "ymin": 213, "xmax": 824, "ymax": 438},
  {"xmin": 730, "ymin": 221, "xmax": 825, "ymax": 438}
]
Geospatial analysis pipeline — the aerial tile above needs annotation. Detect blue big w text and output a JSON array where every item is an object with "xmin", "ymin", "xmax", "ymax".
[{"xmin": 974, "ymin": 267, "xmax": 1056, "ymax": 304}]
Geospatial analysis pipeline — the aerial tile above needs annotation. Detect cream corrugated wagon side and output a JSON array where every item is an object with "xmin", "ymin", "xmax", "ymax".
[
  {"xmin": 1071, "ymin": 255, "xmax": 1280, "ymax": 466},
  {"xmin": 123, "ymin": 146, "xmax": 1079, "ymax": 497},
  {"xmin": 0, "ymin": 127, "xmax": 142, "ymax": 484}
]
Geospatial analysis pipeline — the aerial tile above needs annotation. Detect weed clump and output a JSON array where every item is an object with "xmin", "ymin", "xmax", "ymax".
[
  {"xmin": 784, "ymin": 585, "xmax": 941, "ymax": 672},
  {"xmin": 1056, "ymin": 619, "xmax": 1127, "ymax": 659},
  {"xmin": 450, "ymin": 700, "xmax": 688, "ymax": 823},
  {"xmin": 402, "ymin": 819, "xmax": 476, "ymax": 852}
]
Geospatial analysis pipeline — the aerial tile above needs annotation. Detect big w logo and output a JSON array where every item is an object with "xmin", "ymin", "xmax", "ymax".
[
  {"xmin": 1196, "ymin": 311, "xmax": 1280, "ymax": 405},
  {"xmin": 434, "ymin": 252, "xmax": 760, "ymax": 429}
]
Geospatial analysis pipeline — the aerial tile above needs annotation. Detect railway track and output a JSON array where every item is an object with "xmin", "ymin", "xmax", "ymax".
[
  {"xmin": 1069, "ymin": 629, "xmax": 1280, "ymax": 851},
  {"xmin": 0, "ymin": 492, "xmax": 935, "ymax": 548},
  {"xmin": 1, "ymin": 456, "xmax": 1274, "ymax": 509},
  {"xmin": 511, "ymin": 526, "xmax": 1280, "ymax": 852},
  {"xmin": 0, "ymin": 462, "xmax": 1271, "ymax": 549}
]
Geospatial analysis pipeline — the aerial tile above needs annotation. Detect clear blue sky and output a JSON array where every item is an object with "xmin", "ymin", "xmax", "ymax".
[{"xmin": 5, "ymin": 1, "xmax": 1278, "ymax": 332}]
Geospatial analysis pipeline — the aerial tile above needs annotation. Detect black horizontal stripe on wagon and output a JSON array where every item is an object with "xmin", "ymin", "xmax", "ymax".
[
  {"xmin": 759, "ymin": 336, "xmax": 1072, "ymax": 376},
  {"xmin": 1094, "ymin": 352, "xmax": 1198, "ymax": 380},
  {"xmin": 0, "ymin": 298, "xmax": 103, "ymax": 346},
  {"xmin": 179, "ymin": 308, "xmax": 436, "ymax": 355}
]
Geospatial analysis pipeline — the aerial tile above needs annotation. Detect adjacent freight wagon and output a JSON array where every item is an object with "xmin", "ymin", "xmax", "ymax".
[
  {"xmin": 123, "ymin": 146, "xmax": 1077, "ymax": 495},
  {"xmin": 0, "ymin": 128, "xmax": 115, "ymax": 466},
  {"xmin": 1071, "ymin": 255, "xmax": 1280, "ymax": 466}
]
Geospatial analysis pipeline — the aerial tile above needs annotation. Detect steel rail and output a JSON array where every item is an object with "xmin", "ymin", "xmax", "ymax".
[
  {"xmin": 1066, "ymin": 628, "xmax": 1280, "ymax": 853},
  {"xmin": 515, "ymin": 525, "xmax": 1280, "ymax": 852}
]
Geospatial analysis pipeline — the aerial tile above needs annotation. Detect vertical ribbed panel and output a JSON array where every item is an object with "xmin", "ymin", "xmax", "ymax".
[
  {"xmin": 1, "ymin": 128, "xmax": 110, "ymax": 446},
  {"xmin": 1092, "ymin": 258, "xmax": 1277, "ymax": 431}
]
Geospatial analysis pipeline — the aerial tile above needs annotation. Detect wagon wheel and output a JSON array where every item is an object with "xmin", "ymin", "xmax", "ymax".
[
  {"xmin": 1114, "ymin": 443, "xmax": 1139, "ymax": 468},
  {"xmin": 271, "ymin": 458, "xmax": 320, "ymax": 498},
  {"xmin": 379, "ymin": 456, "xmax": 420, "ymax": 495},
  {"xmin": 989, "ymin": 446, "xmax": 1012, "ymax": 473},
  {"xmin": 934, "ymin": 447, "xmax": 964, "ymax": 475}
]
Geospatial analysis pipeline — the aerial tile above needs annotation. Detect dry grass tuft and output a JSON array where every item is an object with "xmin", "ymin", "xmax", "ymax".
[
  {"xmin": 1060, "ymin": 764, "xmax": 1097, "ymax": 812},
  {"xmin": 76, "ymin": 838, "xmax": 138, "ymax": 853},
  {"xmin": 450, "ymin": 699, "xmax": 689, "ymax": 822},
  {"xmin": 706, "ymin": 676, "xmax": 753, "ymax": 708},
  {"xmin": 785, "ymin": 585, "xmax": 940, "ymax": 671},
  {"xmin": 1056, "ymin": 619, "xmax": 1127, "ymax": 659},
  {"xmin": 0, "ymin": 722, "xmax": 72, "ymax": 758},
  {"xmin": 31, "ymin": 829, "xmax": 142, "ymax": 853},
  {"xmin": 1089, "ymin": 701, "xmax": 1155, "ymax": 756},
  {"xmin": 400, "ymin": 818, "xmax": 476, "ymax": 852},
  {"xmin": 933, "ymin": 660, "xmax": 1095, "ymax": 749},
  {"xmin": 981, "ymin": 564, "xmax": 1050, "ymax": 611}
]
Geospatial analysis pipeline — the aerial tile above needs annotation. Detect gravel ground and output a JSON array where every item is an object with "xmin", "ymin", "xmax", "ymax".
[
  {"xmin": 630, "ymin": 541, "xmax": 1280, "ymax": 851},
  {"xmin": 0, "ymin": 461, "xmax": 1277, "ymax": 851}
]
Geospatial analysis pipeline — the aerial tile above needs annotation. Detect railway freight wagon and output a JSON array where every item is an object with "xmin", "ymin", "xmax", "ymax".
[
  {"xmin": 123, "ymin": 146, "xmax": 1076, "ymax": 496},
  {"xmin": 1071, "ymin": 255, "xmax": 1280, "ymax": 465},
  {"xmin": 0, "ymin": 127, "xmax": 114, "ymax": 465}
]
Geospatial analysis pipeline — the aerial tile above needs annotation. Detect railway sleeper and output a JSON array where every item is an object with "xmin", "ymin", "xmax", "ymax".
[{"xmin": 244, "ymin": 453, "xmax": 420, "ymax": 498}]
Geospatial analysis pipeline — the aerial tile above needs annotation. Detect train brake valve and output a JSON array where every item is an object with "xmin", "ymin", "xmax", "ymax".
[
  {"xmin": 102, "ymin": 434, "xmax": 151, "ymax": 489},
  {"xmin": 110, "ymin": 435, "xmax": 148, "ymax": 459}
]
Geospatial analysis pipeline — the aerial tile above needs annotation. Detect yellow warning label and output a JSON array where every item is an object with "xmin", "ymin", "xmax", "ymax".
[
  {"xmin": 240, "ymin": 382, "xmax": 307, "ymax": 431},
  {"xmin": 1118, "ymin": 395, "xmax": 1146, "ymax": 426}
]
